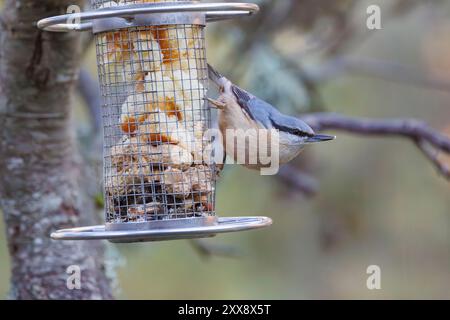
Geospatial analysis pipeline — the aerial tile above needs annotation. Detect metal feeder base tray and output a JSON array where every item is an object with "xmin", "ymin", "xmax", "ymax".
[{"xmin": 50, "ymin": 216, "xmax": 272, "ymax": 243}]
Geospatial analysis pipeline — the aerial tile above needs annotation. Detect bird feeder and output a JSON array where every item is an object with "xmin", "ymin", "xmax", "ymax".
[{"xmin": 38, "ymin": 1, "xmax": 272, "ymax": 243}]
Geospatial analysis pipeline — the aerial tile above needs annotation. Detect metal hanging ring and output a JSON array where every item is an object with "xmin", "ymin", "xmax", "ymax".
[{"xmin": 37, "ymin": 2, "xmax": 259, "ymax": 32}]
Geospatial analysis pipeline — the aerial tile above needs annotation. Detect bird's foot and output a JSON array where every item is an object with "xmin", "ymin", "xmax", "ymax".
[{"xmin": 205, "ymin": 97, "xmax": 226, "ymax": 110}]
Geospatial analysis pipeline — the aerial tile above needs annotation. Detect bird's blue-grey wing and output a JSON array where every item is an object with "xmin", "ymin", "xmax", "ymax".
[
  {"xmin": 231, "ymin": 86, "xmax": 256, "ymax": 120},
  {"xmin": 231, "ymin": 85, "xmax": 274, "ymax": 128},
  {"xmin": 232, "ymin": 85, "xmax": 314, "ymax": 137}
]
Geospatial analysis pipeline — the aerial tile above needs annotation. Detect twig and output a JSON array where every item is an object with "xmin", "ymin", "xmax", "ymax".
[
  {"xmin": 303, "ymin": 56, "xmax": 450, "ymax": 92},
  {"xmin": 277, "ymin": 165, "xmax": 319, "ymax": 197},
  {"xmin": 190, "ymin": 239, "xmax": 241, "ymax": 260},
  {"xmin": 301, "ymin": 112, "xmax": 450, "ymax": 179},
  {"xmin": 416, "ymin": 140, "xmax": 450, "ymax": 179},
  {"xmin": 78, "ymin": 68, "xmax": 102, "ymax": 132},
  {"xmin": 342, "ymin": 57, "xmax": 450, "ymax": 91}
]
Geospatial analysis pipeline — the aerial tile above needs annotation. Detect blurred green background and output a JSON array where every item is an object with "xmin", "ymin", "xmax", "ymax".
[{"xmin": 1, "ymin": 0, "xmax": 450, "ymax": 299}]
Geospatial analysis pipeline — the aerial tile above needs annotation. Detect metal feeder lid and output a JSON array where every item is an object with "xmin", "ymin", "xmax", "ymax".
[{"xmin": 37, "ymin": 2, "xmax": 260, "ymax": 32}]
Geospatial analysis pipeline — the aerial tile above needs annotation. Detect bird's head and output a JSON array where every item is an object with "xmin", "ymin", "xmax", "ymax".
[{"xmin": 270, "ymin": 113, "xmax": 335, "ymax": 145}]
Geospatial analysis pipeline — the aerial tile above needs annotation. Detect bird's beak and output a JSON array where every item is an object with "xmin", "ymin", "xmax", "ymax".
[{"xmin": 305, "ymin": 134, "xmax": 336, "ymax": 143}]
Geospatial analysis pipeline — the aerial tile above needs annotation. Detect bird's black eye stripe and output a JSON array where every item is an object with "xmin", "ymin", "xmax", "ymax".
[
  {"xmin": 293, "ymin": 128, "xmax": 314, "ymax": 137},
  {"xmin": 271, "ymin": 120, "xmax": 314, "ymax": 137}
]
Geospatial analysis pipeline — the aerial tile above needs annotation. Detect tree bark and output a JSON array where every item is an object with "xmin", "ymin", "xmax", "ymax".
[{"xmin": 0, "ymin": 0, "xmax": 112, "ymax": 299}]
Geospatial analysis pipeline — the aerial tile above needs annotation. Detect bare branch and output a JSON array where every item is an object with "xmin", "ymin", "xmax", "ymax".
[
  {"xmin": 302, "ymin": 56, "xmax": 450, "ymax": 92},
  {"xmin": 416, "ymin": 140, "xmax": 450, "ymax": 179},
  {"xmin": 190, "ymin": 239, "xmax": 241, "ymax": 260},
  {"xmin": 301, "ymin": 112, "xmax": 450, "ymax": 179},
  {"xmin": 78, "ymin": 68, "xmax": 102, "ymax": 132},
  {"xmin": 277, "ymin": 165, "xmax": 319, "ymax": 197}
]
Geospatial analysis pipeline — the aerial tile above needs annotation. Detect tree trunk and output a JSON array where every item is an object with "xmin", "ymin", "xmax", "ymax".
[{"xmin": 0, "ymin": 0, "xmax": 113, "ymax": 299}]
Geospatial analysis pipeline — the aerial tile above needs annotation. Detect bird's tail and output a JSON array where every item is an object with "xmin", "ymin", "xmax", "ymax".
[
  {"xmin": 208, "ymin": 63, "xmax": 227, "ymax": 89},
  {"xmin": 305, "ymin": 134, "xmax": 336, "ymax": 144}
]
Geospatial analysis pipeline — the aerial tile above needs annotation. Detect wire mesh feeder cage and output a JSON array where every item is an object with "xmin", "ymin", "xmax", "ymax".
[{"xmin": 38, "ymin": 1, "xmax": 272, "ymax": 243}]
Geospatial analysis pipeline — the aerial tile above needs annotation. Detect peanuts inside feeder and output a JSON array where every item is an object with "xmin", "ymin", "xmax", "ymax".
[
  {"xmin": 38, "ymin": 1, "xmax": 272, "ymax": 242},
  {"xmin": 101, "ymin": 25, "xmax": 212, "ymax": 224}
]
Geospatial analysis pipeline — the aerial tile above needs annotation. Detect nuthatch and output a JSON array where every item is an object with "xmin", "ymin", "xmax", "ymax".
[{"xmin": 206, "ymin": 64, "xmax": 335, "ymax": 172}]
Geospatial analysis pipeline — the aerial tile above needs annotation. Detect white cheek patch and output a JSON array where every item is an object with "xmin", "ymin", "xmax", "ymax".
[{"xmin": 223, "ymin": 79, "xmax": 233, "ymax": 96}]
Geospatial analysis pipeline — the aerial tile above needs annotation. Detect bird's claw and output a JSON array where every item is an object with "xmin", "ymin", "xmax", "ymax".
[{"xmin": 205, "ymin": 97, "xmax": 226, "ymax": 110}]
